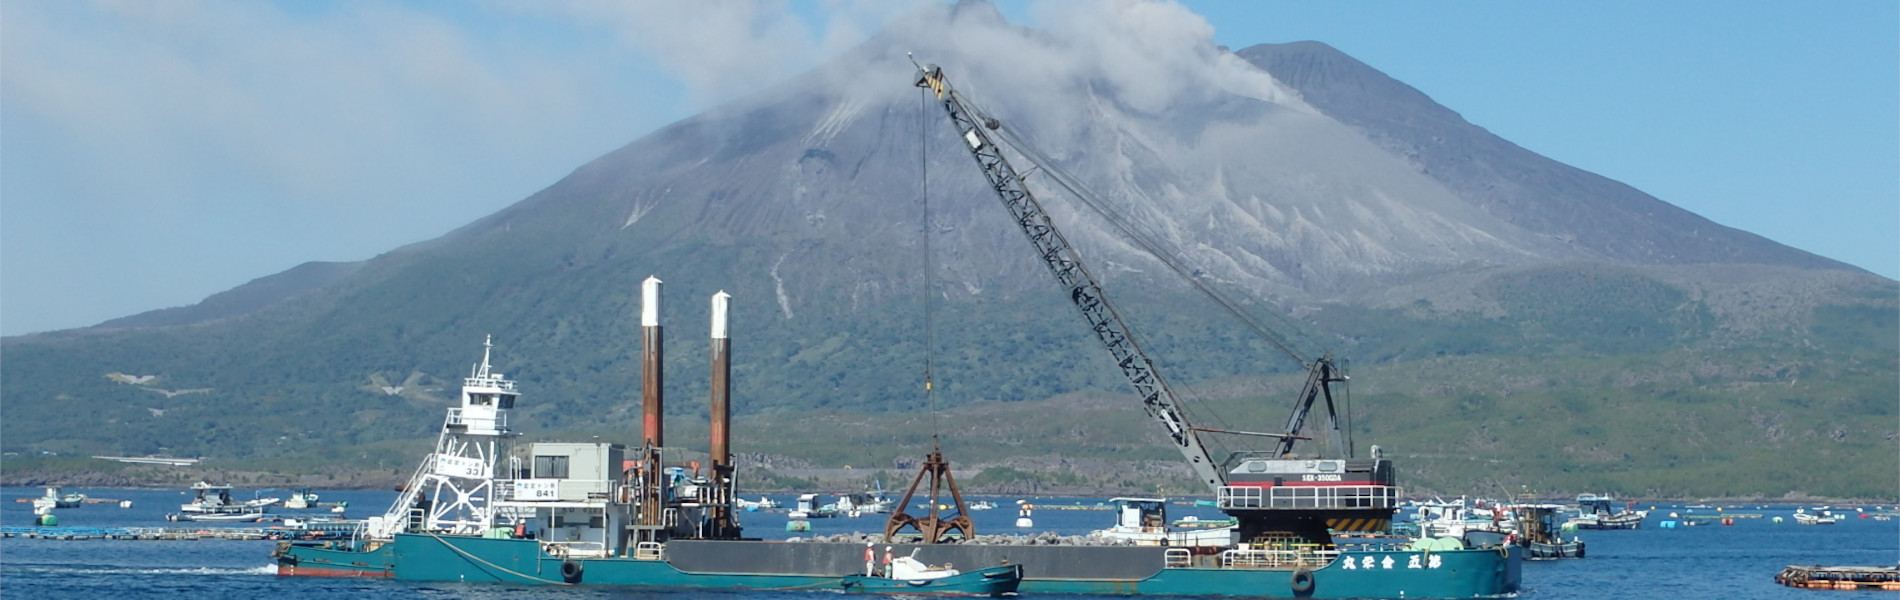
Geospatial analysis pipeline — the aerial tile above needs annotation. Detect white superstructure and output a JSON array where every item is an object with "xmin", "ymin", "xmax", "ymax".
[{"xmin": 366, "ymin": 336, "xmax": 521, "ymax": 539}]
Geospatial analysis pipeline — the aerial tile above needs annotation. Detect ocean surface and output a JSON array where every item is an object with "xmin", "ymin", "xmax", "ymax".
[{"xmin": 3, "ymin": 486, "xmax": 1896, "ymax": 599}]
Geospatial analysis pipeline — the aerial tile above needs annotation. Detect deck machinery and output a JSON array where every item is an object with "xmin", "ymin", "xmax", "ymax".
[{"xmin": 914, "ymin": 62, "xmax": 1398, "ymax": 548}]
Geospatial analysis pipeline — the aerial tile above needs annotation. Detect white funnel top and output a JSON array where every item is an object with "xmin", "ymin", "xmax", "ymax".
[
  {"xmin": 711, "ymin": 291, "xmax": 730, "ymax": 339},
  {"xmin": 642, "ymin": 276, "xmax": 662, "ymax": 327}
]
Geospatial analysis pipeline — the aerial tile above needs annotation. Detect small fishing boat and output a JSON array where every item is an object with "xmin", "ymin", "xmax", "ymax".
[
  {"xmin": 283, "ymin": 489, "xmax": 349, "ymax": 513},
  {"xmin": 789, "ymin": 493, "xmax": 836, "ymax": 519},
  {"xmin": 840, "ymin": 549, "xmax": 1023, "ymax": 596},
  {"xmin": 31, "ymin": 487, "xmax": 84, "ymax": 512},
  {"xmin": 1794, "ymin": 510, "xmax": 1842, "ymax": 525},
  {"xmin": 1088, "ymin": 497, "xmax": 1236, "ymax": 547},
  {"xmin": 283, "ymin": 489, "xmax": 320, "ymax": 509},
  {"xmin": 1566, "ymin": 494, "xmax": 1645, "ymax": 530},
  {"xmin": 1508, "ymin": 504, "xmax": 1585, "ymax": 559},
  {"xmin": 179, "ymin": 482, "xmax": 278, "ymax": 515},
  {"xmin": 736, "ymin": 496, "xmax": 780, "ymax": 510}
]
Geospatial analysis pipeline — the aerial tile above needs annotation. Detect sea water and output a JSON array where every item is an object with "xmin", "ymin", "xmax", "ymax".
[{"xmin": 3, "ymin": 487, "xmax": 1895, "ymax": 599}]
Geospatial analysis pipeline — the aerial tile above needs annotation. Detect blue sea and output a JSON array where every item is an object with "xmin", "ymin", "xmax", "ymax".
[{"xmin": 3, "ymin": 487, "xmax": 1895, "ymax": 599}]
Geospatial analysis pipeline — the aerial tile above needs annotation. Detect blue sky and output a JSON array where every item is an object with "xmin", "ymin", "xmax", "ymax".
[{"xmin": 3, "ymin": 0, "xmax": 1895, "ymax": 336}]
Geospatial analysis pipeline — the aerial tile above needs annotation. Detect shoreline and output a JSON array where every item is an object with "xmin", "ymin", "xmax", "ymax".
[{"xmin": 3, "ymin": 473, "xmax": 1892, "ymax": 506}]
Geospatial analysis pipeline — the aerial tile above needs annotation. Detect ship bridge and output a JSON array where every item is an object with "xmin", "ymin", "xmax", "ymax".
[{"xmin": 1217, "ymin": 454, "xmax": 1399, "ymax": 512}]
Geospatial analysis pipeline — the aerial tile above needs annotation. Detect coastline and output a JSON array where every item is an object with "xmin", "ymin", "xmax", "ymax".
[{"xmin": 4, "ymin": 465, "xmax": 1892, "ymax": 505}]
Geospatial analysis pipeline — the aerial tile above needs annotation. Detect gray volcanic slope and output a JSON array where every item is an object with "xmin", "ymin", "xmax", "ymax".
[{"xmin": 1236, "ymin": 40, "xmax": 1849, "ymax": 273}]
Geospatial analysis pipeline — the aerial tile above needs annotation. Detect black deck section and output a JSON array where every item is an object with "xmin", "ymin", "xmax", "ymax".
[{"xmin": 665, "ymin": 540, "xmax": 1168, "ymax": 581}]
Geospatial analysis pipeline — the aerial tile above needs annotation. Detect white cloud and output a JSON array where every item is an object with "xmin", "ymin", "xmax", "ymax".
[
  {"xmin": 0, "ymin": 0, "xmax": 659, "ymax": 334},
  {"xmin": 0, "ymin": 0, "xmax": 1303, "ymax": 334},
  {"xmin": 512, "ymin": 0, "xmax": 922, "ymax": 108}
]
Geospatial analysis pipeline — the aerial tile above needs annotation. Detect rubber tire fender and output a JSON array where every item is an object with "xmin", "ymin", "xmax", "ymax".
[
  {"xmin": 560, "ymin": 560, "xmax": 584, "ymax": 584},
  {"xmin": 1290, "ymin": 568, "xmax": 1316, "ymax": 596}
]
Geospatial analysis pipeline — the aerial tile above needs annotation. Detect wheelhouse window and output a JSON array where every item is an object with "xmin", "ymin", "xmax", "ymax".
[{"xmin": 534, "ymin": 455, "xmax": 569, "ymax": 479}]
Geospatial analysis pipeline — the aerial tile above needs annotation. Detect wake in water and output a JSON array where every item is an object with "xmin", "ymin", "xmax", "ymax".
[{"xmin": 11, "ymin": 563, "xmax": 279, "ymax": 577}]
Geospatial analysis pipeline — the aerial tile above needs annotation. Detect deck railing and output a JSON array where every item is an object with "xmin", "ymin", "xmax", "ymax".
[
  {"xmin": 1163, "ymin": 547, "xmax": 1193, "ymax": 568},
  {"xmin": 633, "ymin": 541, "xmax": 665, "ymax": 560},
  {"xmin": 1217, "ymin": 547, "xmax": 1340, "ymax": 569},
  {"xmin": 495, "ymin": 479, "xmax": 615, "ymax": 503}
]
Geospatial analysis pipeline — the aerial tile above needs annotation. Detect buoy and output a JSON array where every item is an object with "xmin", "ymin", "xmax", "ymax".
[
  {"xmin": 1722, "ymin": 518, "xmax": 1734, "ymax": 526},
  {"xmin": 36, "ymin": 513, "xmax": 58, "ymax": 527},
  {"xmin": 1772, "ymin": 516, "xmax": 1784, "ymax": 524},
  {"xmin": 786, "ymin": 520, "xmax": 811, "ymax": 532}
]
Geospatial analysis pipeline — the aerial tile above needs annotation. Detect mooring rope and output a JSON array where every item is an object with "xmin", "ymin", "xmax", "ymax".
[{"xmin": 424, "ymin": 532, "xmax": 572, "ymax": 586}]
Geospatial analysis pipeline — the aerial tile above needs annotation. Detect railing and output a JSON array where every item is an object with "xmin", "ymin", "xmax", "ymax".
[
  {"xmin": 495, "ymin": 479, "xmax": 614, "ymax": 503},
  {"xmin": 633, "ymin": 541, "xmax": 664, "ymax": 560},
  {"xmin": 1218, "ymin": 485, "xmax": 1400, "ymax": 510},
  {"xmin": 1218, "ymin": 547, "xmax": 1339, "ymax": 569},
  {"xmin": 1163, "ymin": 547, "xmax": 1193, "ymax": 568},
  {"xmin": 541, "ymin": 540, "xmax": 608, "ymax": 558}
]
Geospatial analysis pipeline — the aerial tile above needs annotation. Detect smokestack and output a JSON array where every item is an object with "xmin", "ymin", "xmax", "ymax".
[
  {"xmin": 709, "ymin": 291, "xmax": 731, "ymax": 470},
  {"xmin": 641, "ymin": 276, "xmax": 664, "ymax": 448}
]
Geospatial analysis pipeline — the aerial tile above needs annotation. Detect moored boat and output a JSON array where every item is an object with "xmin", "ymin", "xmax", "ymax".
[
  {"xmin": 1566, "ymin": 494, "xmax": 1645, "ymax": 530},
  {"xmin": 180, "ymin": 482, "xmax": 278, "ymax": 515},
  {"xmin": 31, "ymin": 487, "xmax": 84, "ymax": 513},
  {"xmin": 1507, "ymin": 504, "xmax": 1585, "ymax": 559},
  {"xmin": 1091, "ymin": 497, "xmax": 1236, "ymax": 547}
]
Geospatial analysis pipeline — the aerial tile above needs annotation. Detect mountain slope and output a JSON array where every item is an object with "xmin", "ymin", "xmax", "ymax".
[{"xmin": 1238, "ymin": 41, "xmax": 1853, "ymax": 271}]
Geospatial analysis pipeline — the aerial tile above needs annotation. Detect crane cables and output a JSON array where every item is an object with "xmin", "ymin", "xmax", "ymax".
[
  {"xmin": 918, "ymin": 84, "xmax": 942, "ymax": 447},
  {"xmin": 952, "ymin": 88, "xmax": 1324, "ymax": 371}
]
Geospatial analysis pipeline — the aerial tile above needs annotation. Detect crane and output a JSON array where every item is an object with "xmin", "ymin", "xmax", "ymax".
[
  {"xmin": 912, "ymin": 62, "xmax": 1226, "ymax": 493},
  {"xmin": 914, "ymin": 60, "xmax": 1397, "ymax": 545}
]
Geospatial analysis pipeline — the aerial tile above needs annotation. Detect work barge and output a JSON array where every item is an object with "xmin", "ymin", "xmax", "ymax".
[
  {"xmin": 272, "ymin": 59, "xmax": 1523, "ymax": 599},
  {"xmin": 273, "ymin": 276, "xmax": 1517, "ymax": 598}
]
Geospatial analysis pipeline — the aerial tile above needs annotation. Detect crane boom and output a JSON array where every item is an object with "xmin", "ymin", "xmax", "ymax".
[{"xmin": 914, "ymin": 63, "xmax": 1226, "ymax": 492}]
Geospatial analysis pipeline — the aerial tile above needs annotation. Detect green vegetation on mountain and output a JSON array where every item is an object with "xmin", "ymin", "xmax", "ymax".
[{"xmin": 5, "ymin": 261, "xmax": 1893, "ymax": 500}]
